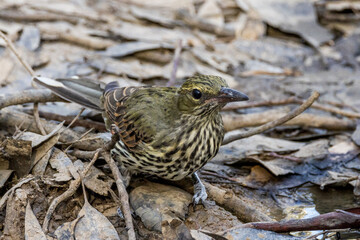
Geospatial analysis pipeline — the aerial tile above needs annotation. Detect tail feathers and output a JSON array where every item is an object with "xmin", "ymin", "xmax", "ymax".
[{"xmin": 33, "ymin": 77, "xmax": 103, "ymax": 111}]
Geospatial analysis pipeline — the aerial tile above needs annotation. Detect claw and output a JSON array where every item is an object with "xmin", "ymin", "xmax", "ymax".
[{"xmin": 192, "ymin": 171, "xmax": 207, "ymax": 206}]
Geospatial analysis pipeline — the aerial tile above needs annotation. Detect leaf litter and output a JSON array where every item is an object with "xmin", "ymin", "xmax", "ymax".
[{"xmin": 0, "ymin": 0, "xmax": 360, "ymax": 239}]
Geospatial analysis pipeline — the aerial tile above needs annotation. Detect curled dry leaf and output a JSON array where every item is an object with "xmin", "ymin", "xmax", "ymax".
[
  {"xmin": 31, "ymin": 148, "xmax": 52, "ymax": 176},
  {"xmin": 19, "ymin": 121, "xmax": 64, "ymax": 148}
]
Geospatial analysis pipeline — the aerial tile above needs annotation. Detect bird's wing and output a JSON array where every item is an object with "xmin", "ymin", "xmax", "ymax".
[{"xmin": 103, "ymin": 83, "xmax": 154, "ymax": 151}]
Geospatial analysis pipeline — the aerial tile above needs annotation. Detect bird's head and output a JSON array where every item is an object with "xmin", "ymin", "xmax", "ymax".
[{"xmin": 178, "ymin": 75, "xmax": 248, "ymax": 115}]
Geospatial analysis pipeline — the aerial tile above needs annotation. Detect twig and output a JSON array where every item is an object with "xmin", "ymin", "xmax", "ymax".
[
  {"xmin": 71, "ymin": 149, "xmax": 98, "ymax": 159},
  {"xmin": 223, "ymin": 97, "xmax": 299, "ymax": 111},
  {"xmin": 0, "ymin": 89, "xmax": 64, "ymax": 110},
  {"xmin": 222, "ymin": 91, "xmax": 320, "ymax": 145},
  {"xmin": 203, "ymin": 182, "xmax": 273, "ymax": 223},
  {"xmin": 42, "ymin": 150, "xmax": 101, "ymax": 233},
  {"xmin": 0, "ymin": 10, "xmax": 79, "ymax": 24},
  {"xmin": 305, "ymin": 228, "xmax": 351, "ymax": 240},
  {"xmin": 103, "ymin": 151, "xmax": 136, "ymax": 240},
  {"xmin": 0, "ymin": 109, "xmax": 106, "ymax": 151},
  {"xmin": 61, "ymin": 107, "xmax": 89, "ymax": 154},
  {"xmin": 229, "ymin": 208, "xmax": 360, "ymax": 233},
  {"xmin": 0, "ymin": 31, "xmax": 36, "ymax": 77},
  {"xmin": 167, "ymin": 39, "xmax": 183, "ymax": 87},
  {"xmin": 0, "ymin": 31, "xmax": 51, "ymax": 136},
  {"xmin": 323, "ymin": 99, "xmax": 359, "ymax": 113},
  {"xmin": 39, "ymin": 27, "xmax": 114, "ymax": 50},
  {"xmin": 23, "ymin": 108, "xmax": 106, "ymax": 131},
  {"xmin": 175, "ymin": 9, "xmax": 234, "ymax": 37},
  {"xmin": 64, "ymin": 128, "xmax": 94, "ymax": 153},
  {"xmin": 35, "ymin": 110, "xmax": 106, "ymax": 131},
  {"xmin": 223, "ymin": 96, "xmax": 360, "ymax": 119},
  {"xmin": 222, "ymin": 111, "xmax": 355, "ymax": 132},
  {"xmin": 33, "ymin": 103, "xmax": 47, "ymax": 135},
  {"xmin": 65, "ymin": 108, "xmax": 85, "ymax": 129}
]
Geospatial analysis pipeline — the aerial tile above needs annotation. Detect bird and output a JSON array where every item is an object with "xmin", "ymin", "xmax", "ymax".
[{"xmin": 33, "ymin": 75, "xmax": 248, "ymax": 204}]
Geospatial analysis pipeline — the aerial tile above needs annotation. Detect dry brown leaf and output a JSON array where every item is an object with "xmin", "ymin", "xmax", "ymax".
[
  {"xmin": 20, "ymin": 121, "xmax": 64, "ymax": 148},
  {"xmin": 73, "ymin": 160, "xmax": 114, "ymax": 196},
  {"xmin": 31, "ymin": 148, "xmax": 52, "ymax": 176},
  {"xmin": 25, "ymin": 202, "xmax": 47, "ymax": 240},
  {"xmin": 74, "ymin": 201, "xmax": 120, "ymax": 240},
  {"xmin": 239, "ymin": 0, "xmax": 333, "ymax": 47},
  {"xmin": 49, "ymin": 148, "xmax": 78, "ymax": 182},
  {"xmin": 198, "ymin": 0, "xmax": 224, "ymax": 28},
  {"xmin": 0, "ymin": 169, "xmax": 13, "ymax": 188}
]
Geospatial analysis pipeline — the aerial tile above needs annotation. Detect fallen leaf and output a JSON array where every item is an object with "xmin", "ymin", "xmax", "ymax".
[
  {"xmin": 241, "ymin": 0, "xmax": 333, "ymax": 47},
  {"xmin": 100, "ymin": 41, "xmax": 172, "ymax": 58},
  {"xmin": 198, "ymin": 0, "xmax": 224, "ymax": 28},
  {"xmin": 49, "ymin": 148, "xmax": 78, "ymax": 182},
  {"xmin": 31, "ymin": 148, "xmax": 52, "ymax": 176},
  {"xmin": 74, "ymin": 201, "xmax": 120, "ymax": 240},
  {"xmin": 0, "ymin": 170, "xmax": 13, "ymax": 189},
  {"xmin": 73, "ymin": 160, "xmax": 114, "ymax": 196},
  {"xmin": 25, "ymin": 202, "xmax": 47, "ymax": 240}
]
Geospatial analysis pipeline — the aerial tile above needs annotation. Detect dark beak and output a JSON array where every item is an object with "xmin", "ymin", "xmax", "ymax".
[{"xmin": 216, "ymin": 87, "xmax": 249, "ymax": 103}]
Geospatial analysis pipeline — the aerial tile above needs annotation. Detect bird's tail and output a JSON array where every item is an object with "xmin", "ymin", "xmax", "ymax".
[{"xmin": 33, "ymin": 77, "xmax": 109, "ymax": 111}]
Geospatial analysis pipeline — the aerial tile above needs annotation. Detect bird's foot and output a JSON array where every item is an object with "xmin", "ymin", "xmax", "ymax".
[{"xmin": 192, "ymin": 172, "xmax": 207, "ymax": 206}]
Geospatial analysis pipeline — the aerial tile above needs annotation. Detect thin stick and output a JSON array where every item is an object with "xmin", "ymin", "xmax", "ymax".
[
  {"xmin": 0, "ymin": 89, "xmax": 64, "ymax": 110},
  {"xmin": 222, "ymin": 91, "xmax": 320, "ymax": 145},
  {"xmin": 65, "ymin": 108, "xmax": 85, "ymax": 129},
  {"xmin": 64, "ymin": 128, "xmax": 94, "ymax": 153},
  {"xmin": 167, "ymin": 39, "xmax": 183, "ymax": 87},
  {"xmin": 0, "ymin": 31, "xmax": 49, "ymax": 135},
  {"xmin": 34, "ymin": 110, "xmax": 106, "ymax": 131},
  {"xmin": 0, "ymin": 31, "xmax": 36, "ymax": 77},
  {"xmin": 103, "ymin": 152, "xmax": 136, "ymax": 240},
  {"xmin": 33, "ymin": 103, "xmax": 47, "ymax": 135},
  {"xmin": 223, "ymin": 96, "xmax": 360, "ymax": 119}
]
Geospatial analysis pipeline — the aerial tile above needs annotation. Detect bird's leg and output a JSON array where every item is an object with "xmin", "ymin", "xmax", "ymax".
[
  {"xmin": 118, "ymin": 164, "xmax": 132, "ymax": 187},
  {"xmin": 192, "ymin": 171, "xmax": 207, "ymax": 205}
]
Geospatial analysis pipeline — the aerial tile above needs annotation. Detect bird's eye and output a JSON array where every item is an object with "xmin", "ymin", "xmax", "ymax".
[{"xmin": 192, "ymin": 89, "xmax": 202, "ymax": 99}]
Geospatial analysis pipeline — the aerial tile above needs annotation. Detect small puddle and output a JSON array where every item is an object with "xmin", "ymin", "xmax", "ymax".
[{"xmin": 281, "ymin": 185, "xmax": 359, "ymax": 238}]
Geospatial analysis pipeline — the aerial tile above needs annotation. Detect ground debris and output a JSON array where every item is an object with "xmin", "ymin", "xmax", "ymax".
[{"xmin": 1, "ymin": 0, "xmax": 360, "ymax": 238}]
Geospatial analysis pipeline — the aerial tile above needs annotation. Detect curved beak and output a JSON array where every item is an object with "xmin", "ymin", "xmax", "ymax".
[{"xmin": 216, "ymin": 87, "xmax": 249, "ymax": 103}]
